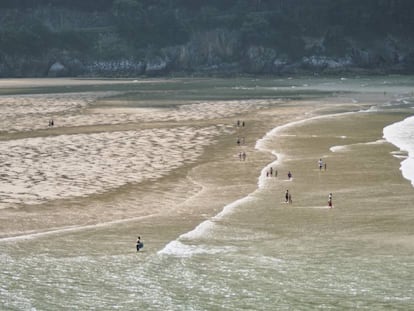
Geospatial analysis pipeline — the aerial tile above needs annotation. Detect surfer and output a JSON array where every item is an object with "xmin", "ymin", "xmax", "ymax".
[{"xmin": 136, "ymin": 236, "xmax": 143, "ymax": 252}]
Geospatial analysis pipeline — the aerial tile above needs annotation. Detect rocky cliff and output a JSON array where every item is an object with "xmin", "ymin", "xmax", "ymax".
[{"xmin": 1, "ymin": 0, "xmax": 413, "ymax": 77}]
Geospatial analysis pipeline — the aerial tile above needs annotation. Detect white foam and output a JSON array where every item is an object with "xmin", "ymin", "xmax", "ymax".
[
  {"xmin": 157, "ymin": 240, "xmax": 237, "ymax": 257},
  {"xmin": 366, "ymin": 139, "xmax": 387, "ymax": 145},
  {"xmin": 330, "ymin": 144, "xmax": 348, "ymax": 152},
  {"xmin": 157, "ymin": 195, "xmax": 258, "ymax": 256},
  {"xmin": 330, "ymin": 139, "xmax": 386, "ymax": 153},
  {"xmin": 158, "ymin": 196, "xmax": 255, "ymax": 256},
  {"xmin": 383, "ymin": 115, "xmax": 414, "ymax": 187},
  {"xmin": 158, "ymin": 240, "xmax": 203, "ymax": 257},
  {"xmin": 305, "ymin": 205, "xmax": 333, "ymax": 209},
  {"xmin": 0, "ymin": 213, "xmax": 157, "ymax": 243},
  {"xmin": 256, "ymin": 111, "xmax": 357, "ymax": 152}
]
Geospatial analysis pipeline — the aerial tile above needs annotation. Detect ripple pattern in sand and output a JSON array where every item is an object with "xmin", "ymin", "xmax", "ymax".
[
  {"xmin": 0, "ymin": 126, "xmax": 222, "ymax": 207},
  {"xmin": 0, "ymin": 92, "xmax": 118, "ymax": 132},
  {"xmin": 0, "ymin": 92, "xmax": 272, "ymax": 132}
]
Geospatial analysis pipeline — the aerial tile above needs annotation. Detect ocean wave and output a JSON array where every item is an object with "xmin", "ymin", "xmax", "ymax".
[
  {"xmin": 383, "ymin": 115, "xmax": 414, "ymax": 187},
  {"xmin": 330, "ymin": 139, "xmax": 386, "ymax": 153},
  {"xmin": 158, "ymin": 240, "xmax": 237, "ymax": 257},
  {"xmin": 157, "ymin": 196, "xmax": 255, "ymax": 256}
]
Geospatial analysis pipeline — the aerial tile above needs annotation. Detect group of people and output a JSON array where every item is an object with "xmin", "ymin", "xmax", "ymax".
[
  {"xmin": 266, "ymin": 167, "xmax": 278, "ymax": 177},
  {"xmin": 318, "ymin": 158, "xmax": 327, "ymax": 171},
  {"xmin": 135, "ymin": 152, "xmax": 334, "ymax": 251},
  {"xmin": 236, "ymin": 120, "xmax": 245, "ymax": 127},
  {"xmin": 282, "ymin": 159, "xmax": 333, "ymax": 208},
  {"xmin": 266, "ymin": 168, "xmax": 291, "ymax": 179}
]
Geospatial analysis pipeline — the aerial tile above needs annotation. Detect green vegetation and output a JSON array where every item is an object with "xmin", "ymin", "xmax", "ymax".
[{"xmin": 0, "ymin": 0, "xmax": 413, "ymax": 75}]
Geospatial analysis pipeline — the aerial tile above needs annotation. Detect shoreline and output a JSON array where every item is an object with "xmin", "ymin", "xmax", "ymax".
[{"xmin": 159, "ymin": 100, "xmax": 414, "ymax": 255}]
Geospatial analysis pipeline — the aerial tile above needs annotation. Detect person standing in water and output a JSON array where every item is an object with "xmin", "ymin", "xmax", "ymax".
[
  {"xmin": 318, "ymin": 158, "xmax": 323, "ymax": 171},
  {"xmin": 328, "ymin": 193, "xmax": 333, "ymax": 208},
  {"xmin": 136, "ymin": 236, "xmax": 143, "ymax": 252},
  {"xmin": 285, "ymin": 190, "xmax": 289, "ymax": 203}
]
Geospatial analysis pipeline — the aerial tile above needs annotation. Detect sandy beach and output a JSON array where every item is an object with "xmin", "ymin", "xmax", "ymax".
[
  {"xmin": 1, "ymin": 76, "xmax": 414, "ymax": 310},
  {"xmin": 3, "ymin": 85, "xmax": 412, "ymax": 244}
]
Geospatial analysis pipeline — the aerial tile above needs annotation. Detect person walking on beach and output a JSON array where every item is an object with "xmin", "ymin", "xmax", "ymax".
[{"xmin": 328, "ymin": 193, "xmax": 333, "ymax": 208}]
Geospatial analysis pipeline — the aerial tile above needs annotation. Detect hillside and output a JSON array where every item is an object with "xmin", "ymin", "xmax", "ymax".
[{"xmin": 1, "ymin": 0, "xmax": 414, "ymax": 77}]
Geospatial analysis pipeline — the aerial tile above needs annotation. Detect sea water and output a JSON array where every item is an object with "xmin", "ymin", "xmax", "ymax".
[{"xmin": 1, "ymin": 77, "xmax": 414, "ymax": 310}]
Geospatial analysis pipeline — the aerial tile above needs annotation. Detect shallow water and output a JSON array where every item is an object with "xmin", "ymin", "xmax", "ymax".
[{"xmin": 1, "ymin": 76, "xmax": 414, "ymax": 310}]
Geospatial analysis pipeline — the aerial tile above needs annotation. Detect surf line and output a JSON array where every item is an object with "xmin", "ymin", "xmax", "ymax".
[
  {"xmin": 158, "ymin": 195, "xmax": 256, "ymax": 255},
  {"xmin": 0, "ymin": 213, "xmax": 159, "ymax": 243},
  {"xmin": 159, "ymin": 110, "xmax": 366, "ymax": 255}
]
